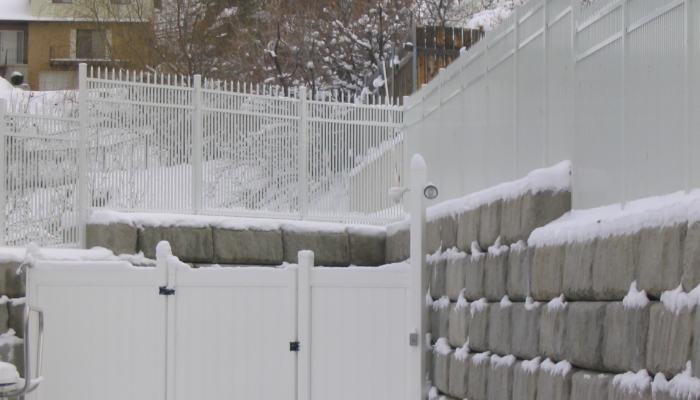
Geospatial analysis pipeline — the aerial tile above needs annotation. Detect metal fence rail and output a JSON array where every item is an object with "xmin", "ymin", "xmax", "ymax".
[
  {"xmin": 404, "ymin": 0, "xmax": 699, "ymax": 210},
  {"xmin": 1, "ymin": 66, "xmax": 405, "ymax": 247}
]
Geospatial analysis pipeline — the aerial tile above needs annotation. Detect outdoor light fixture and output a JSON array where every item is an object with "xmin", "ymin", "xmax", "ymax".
[{"xmin": 423, "ymin": 184, "xmax": 438, "ymax": 200}]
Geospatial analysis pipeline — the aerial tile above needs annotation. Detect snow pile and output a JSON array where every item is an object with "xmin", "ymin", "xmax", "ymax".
[
  {"xmin": 540, "ymin": 359, "xmax": 572, "ymax": 377},
  {"xmin": 455, "ymin": 289, "xmax": 469, "ymax": 310},
  {"xmin": 488, "ymin": 237, "xmax": 509, "ymax": 256},
  {"xmin": 455, "ymin": 340, "xmax": 470, "ymax": 361},
  {"xmin": 529, "ymin": 190, "xmax": 700, "ymax": 247},
  {"xmin": 0, "ymin": 362, "xmax": 19, "ymax": 387},
  {"xmin": 652, "ymin": 362, "xmax": 700, "ymax": 399},
  {"xmin": 467, "ymin": 0, "xmax": 526, "ymax": 31},
  {"xmin": 660, "ymin": 285, "xmax": 700, "ymax": 314},
  {"xmin": 491, "ymin": 354, "xmax": 516, "ymax": 368},
  {"xmin": 613, "ymin": 369, "xmax": 652, "ymax": 394},
  {"xmin": 547, "ymin": 294, "xmax": 567, "ymax": 311},
  {"xmin": 427, "ymin": 246, "xmax": 467, "ymax": 264},
  {"xmin": 0, "ymin": 245, "xmax": 156, "ymax": 266},
  {"xmin": 471, "ymin": 351, "xmax": 492, "ymax": 366},
  {"xmin": 500, "ymin": 295, "xmax": 512, "ymax": 309},
  {"xmin": 433, "ymin": 296, "xmax": 450, "ymax": 310},
  {"xmin": 470, "ymin": 298, "xmax": 489, "ymax": 316},
  {"xmin": 426, "ymin": 289, "xmax": 434, "ymax": 307},
  {"xmin": 525, "ymin": 296, "xmax": 540, "ymax": 310},
  {"xmin": 433, "ymin": 338, "xmax": 453, "ymax": 355},
  {"xmin": 510, "ymin": 240, "xmax": 527, "ymax": 252},
  {"xmin": 521, "ymin": 357, "xmax": 542, "ymax": 373},
  {"xmin": 0, "ymin": 78, "xmax": 13, "ymax": 92},
  {"xmin": 623, "ymin": 281, "xmax": 650, "ymax": 308}
]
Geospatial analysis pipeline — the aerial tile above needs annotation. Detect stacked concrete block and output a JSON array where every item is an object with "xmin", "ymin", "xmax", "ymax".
[
  {"xmin": 520, "ymin": 190, "xmax": 572, "ymax": 240},
  {"xmin": 445, "ymin": 256, "xmax": 467, "ymax": 301},
  {"xmin": 602, "ymin": 302, "xmax": 651, "ymax": 373},
  {"xmin": 511, "ymin": 301, "xmax": 541, "ymax": 360},
  {"xmin": 646, "ymin": 303, "xmax": 693, "ymax": 377},
  {"xmin": 488, "ymin": 301, "xmax": 511, "ymax": 356},
  {"xmin": 8, "ymin": 300, "xmax": 24, "ymax": 338},
  {"xmin": 465, "ymin": 253, "xmax": 487, "ymax": 300},
  {"xmin": 565, "ymin": 302, "xmax": 607, "ymax": 370},
  {"xmin": 467, "ymin": 352, "xmax": 491, "ymax": 400},
  {"xmin": 693, "ymin": 309, "xmax": 700, "ymax": 378},
  {"xmin": 562, "ymin": 240, "xmax": 597, "ymax": 300},
  {"xmin": 440, "ymin": 216, "xmax": 458, "ymax": 250},
  {"xmin": 0, "ymin": 301, "xmax": 8, "ymax": 335},
  {"xmin": 448, "ymin": 353, "xmax": 470, "ymax": 399},
  {"xmin": 636, "ymin": 224, "xmax": 686, "ymax": 299},
  {"xmin": 508, "ymin": 243, "xmax": 534, "ymax": 301},
  {"xmin": 428, "ymin": 220, "xmax": 443, "ymax": 255},
  {"xmin": 385, "ymin": 227, "xmax": 410, "ymax": 263},
  {"xmin": 457, "ymin": 208, "xmax": 480, "ymax": 252},
  {"xmin": 571, "ymin": 370, "xmax": 612, "ymax": 400},
  {"xmin": 682, "ymin": 221, "xmax": 700, "ymax": 291},
  {"xmin": 484, "ymin": 247, "xmax": 509, "ymax": 301},
  {"xmin": 448, "ymin": 303, "xmax": 470, "ymax": 348},
  {"xmin": 478, "ymin": 201, "xmax": 502, "ymax": 249},
  {"xmin": 86, "ymin": 223, "xmax": 138, "ymax": 255},
  {"xmin": 346, "ymin": 227, "xmax": 386, "ymax": 266},
  {"xmin": 501, "ymin": 196, "xmax": 523, "ymax": 245},
  {"xmin": 139, "ymin": 226, "xmax": 214, "ymax": 262},
  {"xmin": 431, "ymin": 298, "xmax": 451, "ymax": 341},
  {"xmin": 430, "ymin": 258, "xmax": 448, "ymax": 299},
  {"xmin": 0, "ymin": 262, "xmax": 24, "ymax": 299},
  {"xmin": 469, "ymin": 301, "xmax": 490, "ymax": 352},
  {"xmin": 432, "ymin": 342, "xmax": 452, "ymax": 394},
  {"xmin": 212, "ymin": 228, "xmax": 284, "ymax": 265},
  {"xmin": 539, "ymin": 299, "xmax": 568, "ymax": 362},
  {"xmin": 487, "ymin": 355, "xmax": 516, "ymax": 400},
  {"xmin": 592, "ymin": 234, "xmax": 640, "ymax": 301},
  {"xmin": 531, "ymin": 244, "xmax": 566, "ymax": 301},
  {"xmin": 535, "ymin": 360, "xmax": 575, "ymax": 400},
  {"xmin": 282, "ymin": 230, "xmax": 349, "ymax": 266},
  {"xmin": 513, "ymin": 360, "xmax": 540, "ymax": 400}
]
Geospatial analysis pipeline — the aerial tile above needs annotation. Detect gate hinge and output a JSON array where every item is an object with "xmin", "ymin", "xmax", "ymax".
[
  {"xmin": 290, "ymin": 342, "xmax": 300, "ymax": 352},
  {"xmin": 159, "ymin": 286, "xmax": 175, "ymax": 295}
]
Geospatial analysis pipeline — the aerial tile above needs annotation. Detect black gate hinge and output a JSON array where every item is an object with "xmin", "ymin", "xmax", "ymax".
[
  {"xmin": 290, "ymin": 342, "xmax": 300, "ymax": 352},
  {"xmin": 159, "ymin": 286, "xmax": 176, "ymax": 295}
]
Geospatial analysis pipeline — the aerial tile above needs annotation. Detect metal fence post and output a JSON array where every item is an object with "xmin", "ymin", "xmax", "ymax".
[
  {"xmin": 0, "ymin": 99, "xmax": 6, "ymax": 246},
  {"xmin": 408, "ymin": 154, "xmax": 427, "ymax": 400},
  {"xmin": 298, "ymin": 87, "xmax": 309, "ymax": 219},
  {"xmin": 78, "ymin": 63, "xmax": 88, "ymax": 248},
  {"xmin": 193, "ymin": 75, "xmax": 203, "ymax": 214},
  {"xmin": 297, "ymin": 250, "xmax": 313, "ymax": 400}
]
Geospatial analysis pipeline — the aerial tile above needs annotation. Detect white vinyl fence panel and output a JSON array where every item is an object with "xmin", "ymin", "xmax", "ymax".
[{"xmin": 404, "ymin": 0, "xmax": 700, "ymax": 210}]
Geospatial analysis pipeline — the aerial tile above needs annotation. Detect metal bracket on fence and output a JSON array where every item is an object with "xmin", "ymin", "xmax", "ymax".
[
  {"xmin": 159, "ymin": 286, "xmax": 175, "ymax": 296},
  {"xmin": 289, "ymin": 342, "xmax": 300, "ymax": 352}
]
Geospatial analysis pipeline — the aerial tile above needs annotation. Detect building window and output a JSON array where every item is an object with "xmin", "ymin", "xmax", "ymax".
[
  {"xmin": 0, "ymin": 31, "xmax": 24, "ymax": 64},
  {"xmin": 76, "ymin": 30, "xmax": 106, "ymax": 60}
]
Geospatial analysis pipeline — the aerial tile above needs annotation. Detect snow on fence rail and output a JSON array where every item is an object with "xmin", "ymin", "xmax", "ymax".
[
  {"xmin": 404, "ymin": 0, "xmax": 700, "ymax": 210},
  {"xmin": 0, "ymin": 65, "xmax": 405, "ymax": 247}
]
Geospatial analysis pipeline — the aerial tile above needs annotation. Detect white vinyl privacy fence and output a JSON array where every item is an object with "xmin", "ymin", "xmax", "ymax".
[
  {"xmin": 25, "ymin": 248, "xmax": 414, "ymax": 400},
  {"xmin": 404, "ymin": 0, "xmax": 700, "ymax": 209},
  {"xmin": 0, "ymin": 65, "xmax": 404, "ymax": 247}
]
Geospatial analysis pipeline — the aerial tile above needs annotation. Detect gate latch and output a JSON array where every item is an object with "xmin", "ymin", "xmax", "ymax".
[
  {"xmin": 159, "ymin": 286, "xmax": 175, "ymax": 295},
  {"xmin": 290, "ymin": 342, "xmax": 300, "ymax": 352}
]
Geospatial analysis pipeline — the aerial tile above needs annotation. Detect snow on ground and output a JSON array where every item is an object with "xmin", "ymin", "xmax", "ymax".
[
  {"xmin": 466, "ymin": 0, "xmax": 528, "ymax": 31},
  {"xmin": 0, "ymin": 245, "xmax": 155, "ymax": 265}
]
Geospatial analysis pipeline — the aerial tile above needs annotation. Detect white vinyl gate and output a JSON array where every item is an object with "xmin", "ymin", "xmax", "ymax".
[{"xmin": 24, "ymin": 245, "xmax": 412, "ymax": 400}]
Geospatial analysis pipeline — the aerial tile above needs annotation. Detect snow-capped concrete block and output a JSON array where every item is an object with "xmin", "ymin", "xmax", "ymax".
[
  {"xmin": 487, "ymin": 356, "xmax": 516, "ymax": 400},
  {"xmin": 430, "ymin": 258, "xmax": 448, "ymax": 300},
  {"xmin": 385, "ymin": 228, "xmax": 410, "ymax": 263},
  {"xmin": 457, "ymin": 208, "xmax": 480, "ymax": 252},
  {"xmin": 448, "ymin": 353, "xmax": 470, "ymax": 399},
  {"xmin": 511, "ymin": 302, "xmax": 541, "ymax": 360},
  {"xmin": 0, "ymin": 302, "xmax": 8, "ymax": 335},
  {"xmin": 520, "ymin": 189, "xmax": 571, "ymax": 240},
  {"xmin": 446, "ymin": 257, "xmax": 466, "ymax": 301},
  {"xmin": 428, "ymin": 220, "xmax": 442, "ymax": 255},
  {"xmin": 478, "ymin": 200, "xmax": 502, "ymax": 249},
  {"xmin": 448, "ymin": 304, "xmax": 470, "ymax": 348},
  {"xmin": 562, "ymin": 239, "xmax": 597, "ymax": 301},
  {"xmin": 439, "ymin": 216, "xmax": 458, "ymax": 251},
  {"xmin": 347, "ymin": 228, "xmax": 386, "ymax": 266},
  {"xmin": 467, "ymin": 353, "xmax": 491, "ymax": 400},
  {"xmin": 592, "ymin": 234, "xmax": 640, "ymax": 301},
  {"xmin": 531, "ymin": 244, "xmax": 566, "ymax": 301},
  {"xmin": 488, "ymin": 303, "xmax": 511, "ymax": 356},
  {"xmin": 282, "ymin": 230, "xmax": 349, "ymax": 266},
  {"xmin": 139, "ymin": 226, "xmax": 214, "ymax": 263},
  {"xmin": 539, "ymin": 303, "xmax": 568, "ymax": 362},
  {"xmin": 86, "ymin": 222, "xmax": 137, "ymax": 255},
  {"xmin": 535, "ymin": 361, "xmax": 575, "ymax": 400},
  {"xmin": 465, "ymin": 254, "xmax": 486, "ymax": 301},
  {"xmin": 8, "ymin": 301, "xmax": 24, "ymax": 339},
  {"xmin": 607, "ymin": 376, "xmax": 653, "ymax": 400},
  {"xmin": 682, "ymin": 221, "xmax": 700, "ymax": 291},
  {"xmin": 508, "ymin": 244, "xmax": 534, "ymax": 301},
  {"xmin": 564, "ymin": 302, "xmax": 607, "ymax": 370},
  {"xmin": 692, "ymin": 308, "xmax": 700, "ymax": 379},
  {"xmin": 431, "ymin": 301, "xmax": 451, "ymax": 341},
  {"xmin": 0, "ymin": 341, "xmax": 23, "ymax": 379},
  {"xmin": 602, "ymin": 302, "xmax": 651, "ymax": 373},
  {"xmin": 512, "ymin": 360, "xmax": 539, "ymax": 400},
  {"xmin": 485, "ymin": 251, "xmax": 509, "ymax": 302},
  {"xmin": 500, "ymin": 196, "xmax": 523, "ymax": 245},
  {"xmin": 212, "ymin": 228, "xmax": 283, "ymax": 265},
  {"xmin": 571, "ymin": 370, "xmax": 612, "ymax": 400},
  {"xmin": 0, "ymin": 262, "xmax": 24, "ymax": 298},
  {"xmin": 469, "ymin": 302, "xmax": 490, "ymax": 353},
  {"xmin": 636, "ymin": 224, "xmax": 686, "ymax": 299},
  {"xmin": 646, "ymin": 303, "xmax": 693, "ymax": 377},
  {"xmin": 433, "ymin": 350, "xmax": 451, "ymax": 394}
]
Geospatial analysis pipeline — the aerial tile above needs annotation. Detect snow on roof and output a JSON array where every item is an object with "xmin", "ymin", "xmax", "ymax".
[{"xmin": 0, "ymin": 0, "xmax": 32, "ymax": 21}]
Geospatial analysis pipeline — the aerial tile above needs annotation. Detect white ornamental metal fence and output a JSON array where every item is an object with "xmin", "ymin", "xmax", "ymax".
[
  {"xmin": 0, "ymin": 65, "xmax": 405, "ymax": 247},
  {"xmin": 404, "ymin": 0, "xmax": 700, "ymax": 210}
]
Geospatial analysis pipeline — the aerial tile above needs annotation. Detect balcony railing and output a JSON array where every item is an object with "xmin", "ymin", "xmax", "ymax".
[
  {"xmin": 1, "ymin": 50, "xmax": 24, "ymax": 65},
  {"xmin": 49, "ymin": 45, "xmax": 128, "ymax": 66}
]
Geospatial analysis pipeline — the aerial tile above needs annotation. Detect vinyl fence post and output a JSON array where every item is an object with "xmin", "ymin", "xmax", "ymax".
[
  {"xmin": 78, "ymin": 63, "xmax": 88, "ymax": 248},
  {"xmin": 298, "ymin": 87, "xmax": 309, "ymax": 219},
  {"xmin": 297, "ymin": 250, "xmax": 313, "ymax": 400},
  {"xmin": 0, "ymin": 99, "xmax": 6, "ymax": 246},
  {"xmin": 192, "ymin": 75, "xmax": 203, "ymax": 214},
  {"xmin": 408, "ymin": 154, "xmax": 427, "ymax": 400}
]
